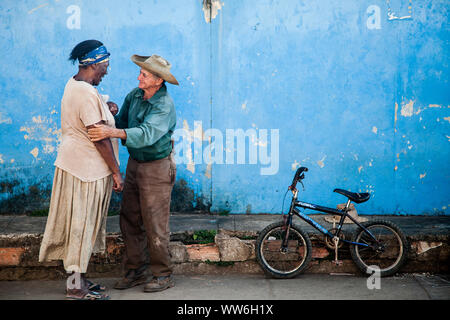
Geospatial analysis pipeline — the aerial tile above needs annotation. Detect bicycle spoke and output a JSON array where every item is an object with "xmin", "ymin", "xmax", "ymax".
[
  {"xmin": 257, "ymin": 223, "xmax": 310, "ymax": 277},
  {"xmin": 352, "ymin": 222, "xmax": 407, "ymax": 276}
]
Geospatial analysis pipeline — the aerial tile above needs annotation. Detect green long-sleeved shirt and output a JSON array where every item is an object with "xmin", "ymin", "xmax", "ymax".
[{"xmin": 115, "ymin": 84, "xmax": 176, "ymax": 162}]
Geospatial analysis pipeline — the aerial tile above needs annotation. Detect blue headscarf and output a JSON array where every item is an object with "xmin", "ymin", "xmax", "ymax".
[{"xmin": 78, "ymin": 45, "xmax": 110, "ymax": 66}]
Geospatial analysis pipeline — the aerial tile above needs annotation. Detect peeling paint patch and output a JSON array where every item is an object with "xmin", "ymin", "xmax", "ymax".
[
  {"xmin": 0, "ymin": 112, "xmax": 12, "ymax": 124},
  {"xmin": 317, "ymin": 156, "xmax": 326, "ymax": 168},
  {"xmin": 28, "ymin": 3, "xmax": 49, "ymax": 15},
  {"xmin": 413, "ymin": 103, "xmax": 447, "ymax": 116},
  {"xmin": 406, "ymin": 140, "xmax": 413, "ymax": 150},
  {"xmin": 291, "ymin": 160, "xmax": 300, "ymax": 171},
  {"xmin": 394, "ymin": 102, "xmax": 398, "ymax": 123},
  {"xmin": 205, "ymin": 163, "xmax": 212, "ymax": 179},
  {"xmin": 20, "ymin": 114, "xmax": 61, "ymax": 155},
  {"xmin": 0, "ymin": 154, "xmax": 4, "ymax": 164},
  {"xmin": 182, "ymin": 119, "xmax": 206, "ymax": 142},
  {"xmin": 443, "ymin": 117, "xmax": 450, "ymax": 123},
  {"xmin": 358, "ymin": 166, "xmax": 363, "ymax": 173},
  {"xmin": 32, "ymin": 116, "xmax": 44, "ymax": 124},
  {"xmin": 182, "ymin": 120, "xmax": 196, "ymax": 173},
  {"xmin": 420, "ymin": 173, "xmax": 426, "ymax": 179},
  {"xmin": 30, "ymin": 148, "xmax": 39, "ymax": 159},
  {"xmin": 414, "ymin": 107, "xmax": 424, "ymax": 115},
  {"xmin": 372, "ymin": 126, "xmax": 378, "ymax": 134},
  {"xmin": 202, "ymin": 0, "xmax": 223, "ymax": 23},
  {"xmin": 400, "ymin": 99, "xmax": 414, "ymax": 117}
]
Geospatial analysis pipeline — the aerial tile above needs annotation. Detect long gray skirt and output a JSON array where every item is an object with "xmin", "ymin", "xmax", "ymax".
[{"xmin": 39, "ymin": 167, "xmax": 113, "ymax": 273}]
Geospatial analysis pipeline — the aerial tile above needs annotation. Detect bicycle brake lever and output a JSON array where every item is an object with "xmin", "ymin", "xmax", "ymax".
[{"xmin": 299, "ymin": 180, "xmax": 305, "ymax": 191}]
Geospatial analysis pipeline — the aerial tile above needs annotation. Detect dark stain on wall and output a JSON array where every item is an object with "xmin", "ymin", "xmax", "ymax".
[
  {"xmin": 0, "ymin": 182, "xmax": 51, "ymax": 215},
  {"xmin": 0, "ymin": 178, "xmax": 210, "ymax": 215},
  {"xmin": 170, "ymin": 179, "xmax": 211, "ymax": 213}
]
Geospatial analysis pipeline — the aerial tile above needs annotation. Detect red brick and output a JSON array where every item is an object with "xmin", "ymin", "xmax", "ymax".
[
  {"xmin": 106, "ymin": 242, "xmax": 123, "ymax": 255},
  {"xmin": 312, "ymin": 247, "xmax": 330, "ymax": 259},
  {"xmin": 0, "ymin": 247, "xmax": 25, "ymax": 266}
]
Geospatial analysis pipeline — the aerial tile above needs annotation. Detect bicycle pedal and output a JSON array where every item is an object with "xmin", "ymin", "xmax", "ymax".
[{"xmin": 333, "ymin": 260, "xmax": 343, "ymax": 266}]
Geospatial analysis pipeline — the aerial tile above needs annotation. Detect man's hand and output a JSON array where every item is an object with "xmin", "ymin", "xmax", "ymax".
[
  {"xmin": 112, "ymin": 172, "xmax": 124, "ymax": 192},
  {"xmin": 88, "ymin": 124, "xmax": 113, "ymax": 142},
  {"xmin": 107, "ymin": 101, "xmax": 118, "ymax": 116},
  {"xmin": 88, "ymin": 124, "xmax": 127, "ymax": 142}
]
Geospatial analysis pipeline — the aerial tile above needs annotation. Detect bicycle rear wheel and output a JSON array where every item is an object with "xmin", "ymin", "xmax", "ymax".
[
  {"xmin": 256, "ymin": 221, "xmax": 312, "ymax": 279},
  {"xmin": 350, "ymin": 220, "xmax": 408, "ymax": 277}
]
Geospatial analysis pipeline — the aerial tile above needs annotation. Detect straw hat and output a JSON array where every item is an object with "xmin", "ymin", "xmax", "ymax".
[{"xmin": 131, "ymin": 54, "xmax": 179, "ymax": 85}]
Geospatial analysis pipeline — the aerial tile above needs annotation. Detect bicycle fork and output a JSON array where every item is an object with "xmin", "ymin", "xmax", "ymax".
[
  {"xmin": 281, "ymin": 189, "xmax": 298, "ymax": 252},
  {"xmin": 281, "ymin": 213, "xmax": 292, "ymax": 252}
]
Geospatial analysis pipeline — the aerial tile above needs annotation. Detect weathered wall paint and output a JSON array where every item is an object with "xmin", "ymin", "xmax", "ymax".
[{"xmin": 0, "ymin": 0, "xmax": 448, "ymax": 215}]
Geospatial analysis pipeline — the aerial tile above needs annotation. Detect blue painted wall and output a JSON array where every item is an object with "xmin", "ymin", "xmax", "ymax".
[{"xmin": 0, "ymin": 0, "xmax": 448, "ymax": 215}]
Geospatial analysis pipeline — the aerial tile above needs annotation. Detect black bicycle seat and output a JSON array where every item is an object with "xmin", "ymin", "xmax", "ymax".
[{"xmin": 333, "ymin": 189, "xmax": 370, "ymax": 203}]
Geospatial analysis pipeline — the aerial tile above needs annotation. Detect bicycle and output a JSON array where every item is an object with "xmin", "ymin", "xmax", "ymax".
[{"xmin": 256, "ymin": 167, "xmax": 408, "ymax": 278}]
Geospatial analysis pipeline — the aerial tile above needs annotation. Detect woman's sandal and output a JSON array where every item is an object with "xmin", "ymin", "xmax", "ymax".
[
  {"xmin": 66, "ymin": 290, "xmax": 110, "ymax": 300},
  {"xmin": 86, "ymin": 280, "xmax": 106, "ymax": 292}
]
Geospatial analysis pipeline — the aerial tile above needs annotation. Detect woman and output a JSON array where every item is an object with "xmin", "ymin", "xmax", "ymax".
[{"xmin": 39, "ymin": 40, "xmax": 123, "ymax": 300}]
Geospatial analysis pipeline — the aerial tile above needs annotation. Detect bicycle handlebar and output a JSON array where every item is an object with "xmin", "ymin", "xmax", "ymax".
[{"xmin": 289, "ymin": 167, "xmax": 308, "ymax": 190}]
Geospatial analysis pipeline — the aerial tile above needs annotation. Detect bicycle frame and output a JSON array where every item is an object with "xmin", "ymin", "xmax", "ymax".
[{"xmin": 284, "ymin": 190, "xmax": 376, "ymax": 248}]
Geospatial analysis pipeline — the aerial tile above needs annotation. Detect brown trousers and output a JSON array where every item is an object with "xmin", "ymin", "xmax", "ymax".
[{"xmin": 120, "ymin": 155, "xmax": 176, "ymax": 277}]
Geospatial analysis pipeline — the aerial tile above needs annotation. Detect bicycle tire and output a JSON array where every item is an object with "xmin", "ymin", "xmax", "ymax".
[
  {"xmin": 256, "ymin": 221, "xmax": 312, "ymax": 279},
  {"xmin": 350, "ymin": 220, "xmax": 409, "ymax": 277}
]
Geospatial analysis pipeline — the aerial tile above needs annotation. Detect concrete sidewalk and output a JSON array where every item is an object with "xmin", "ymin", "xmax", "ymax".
[{"xmin": 1, "ymin": 273, "xmax": 449, "ymax": 300}]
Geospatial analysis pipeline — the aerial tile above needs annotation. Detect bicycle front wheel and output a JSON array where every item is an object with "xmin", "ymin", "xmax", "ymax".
[
  {"xmin": 350, "ymin": 220, "xmax": 408, "ymax": 277},
  {"xmin": 256, "ymin": 221, "xmax": 312, "ymax": 279}
]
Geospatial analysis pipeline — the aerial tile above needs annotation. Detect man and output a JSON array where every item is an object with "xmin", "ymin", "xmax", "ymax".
[{"xmin": 88, "ymin": 54, "xmax": 178, "ymax": 292}]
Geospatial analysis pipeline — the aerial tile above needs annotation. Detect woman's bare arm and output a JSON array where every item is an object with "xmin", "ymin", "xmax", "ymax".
[{"xmin": 86, "ymin": 121, "xmax": 124, "ymax": 192}]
